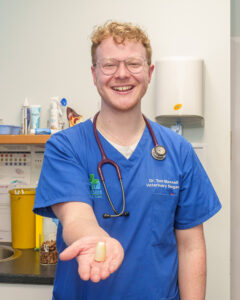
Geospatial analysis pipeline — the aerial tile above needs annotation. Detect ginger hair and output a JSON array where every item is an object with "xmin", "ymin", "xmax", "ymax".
[{"xmin": 91, "ymin": 21, "xmax": 152, "ymax": 65}]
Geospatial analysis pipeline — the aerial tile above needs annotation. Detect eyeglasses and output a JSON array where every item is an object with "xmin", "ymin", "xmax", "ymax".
[{"xmin": 94, "ymin": 57, "xmax": 147, "ymax": 76}]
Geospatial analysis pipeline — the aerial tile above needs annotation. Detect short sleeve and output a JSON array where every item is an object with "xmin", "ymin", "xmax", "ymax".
[
  {"xmin": 174, "ymin": 145, "xmax": 221, "ymax": 229},
  {"xmin": 33, "ymin": 132, "xmax": 92, "ymax": 218}
]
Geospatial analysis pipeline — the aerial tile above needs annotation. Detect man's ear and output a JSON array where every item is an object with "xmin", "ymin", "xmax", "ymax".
[
  {"xmin": 91, "ymin": 66, "xmax": 97, "ymax": 85},
  {"xmin": 148, "ymin": 64, "xmax": 154, "ymax": 83}
]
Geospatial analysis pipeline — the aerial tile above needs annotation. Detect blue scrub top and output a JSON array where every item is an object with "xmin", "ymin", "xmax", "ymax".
[{"xmin": 33, "ymin": 119, "xmax": 221, "ymax": 300}]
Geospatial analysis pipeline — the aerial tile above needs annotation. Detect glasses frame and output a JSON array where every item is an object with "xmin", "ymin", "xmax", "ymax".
[{"xmin": 94, "ymin": 57, "xmax": 148, "ymax": 76}]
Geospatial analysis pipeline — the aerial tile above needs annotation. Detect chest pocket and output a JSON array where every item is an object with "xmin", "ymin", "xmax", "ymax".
[{"xmin": 151, "ymin": 193, "xmax": 178, "ymax": 246}]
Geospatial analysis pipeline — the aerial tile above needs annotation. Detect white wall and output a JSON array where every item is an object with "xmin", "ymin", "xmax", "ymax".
[{"xmin": 0, "ymin": 1, "xmax": 230, "ymax": 299}]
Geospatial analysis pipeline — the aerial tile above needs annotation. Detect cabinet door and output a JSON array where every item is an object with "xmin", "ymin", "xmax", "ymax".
[{"xmin": 0, "ymin": 283, "xmax": 53, "ymax": 300}]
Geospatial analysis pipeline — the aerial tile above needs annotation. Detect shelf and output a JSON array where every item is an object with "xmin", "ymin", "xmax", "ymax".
[{"xmin": 0, "ymin": 135, "xmax": 50, "ymax": 144}]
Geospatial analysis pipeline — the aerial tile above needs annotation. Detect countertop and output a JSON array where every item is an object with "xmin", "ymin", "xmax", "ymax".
[{"xmin": 0, "ymin": 243, "xmax": 56, "ymax": 285}]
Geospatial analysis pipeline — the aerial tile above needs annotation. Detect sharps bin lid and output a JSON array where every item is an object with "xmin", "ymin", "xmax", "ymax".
[{"xmin": 9, "ymin": 188, "xmax": 36, "ymax": 195}]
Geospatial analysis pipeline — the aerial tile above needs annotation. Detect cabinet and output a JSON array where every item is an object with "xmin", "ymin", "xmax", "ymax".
[
  {"xmin": 0, "ymin": 283, "xmax": 53, "ymax": 300},
  {"xmin": 0, "ymin": 136, "xmax": 48, "ymax": 241}
]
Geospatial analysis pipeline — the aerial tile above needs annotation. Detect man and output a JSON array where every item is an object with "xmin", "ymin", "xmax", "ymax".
[{"xmin": 34, "ymin": 21, "xmax": 221, "ymax": 300}]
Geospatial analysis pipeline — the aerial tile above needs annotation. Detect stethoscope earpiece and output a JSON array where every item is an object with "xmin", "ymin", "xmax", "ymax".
[
  {"xmin": 103, "ymin": 213, "xmax": 111, "ymax": 218},
  {"xmin": 103, "ymin": 211, "xmax": 130, "ymax": 218}
]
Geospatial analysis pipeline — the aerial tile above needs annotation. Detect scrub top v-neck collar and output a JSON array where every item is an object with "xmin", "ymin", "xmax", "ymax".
[{"xmin": 87, "ymin": 119, "xmax": 150, "ymax": 166}]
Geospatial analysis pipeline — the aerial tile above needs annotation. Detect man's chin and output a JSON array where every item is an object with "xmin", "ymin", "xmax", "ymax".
[{"xmin": 109, "ymin": 101, "xmax": 141, "ymax": 112}]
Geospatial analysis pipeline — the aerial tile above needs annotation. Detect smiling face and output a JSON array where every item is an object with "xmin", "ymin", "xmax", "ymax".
[{"xmin": 91, "ymin": 37, "xmax": 154, "ymax": 112}]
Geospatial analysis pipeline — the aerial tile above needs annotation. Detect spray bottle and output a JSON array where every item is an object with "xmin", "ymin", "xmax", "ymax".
[
  {"xmin": 48, "ymin": 97, "xmax": 68, "ymax": 130},
  {"xmin": 49, "ymin": 97, "xmax": 60, "ymax": 130}
]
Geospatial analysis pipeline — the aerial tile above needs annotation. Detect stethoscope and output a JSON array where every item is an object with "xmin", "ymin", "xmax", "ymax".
[{"xmin": 93, "ymin": 112, "xmax": 166, "ymax": 218}]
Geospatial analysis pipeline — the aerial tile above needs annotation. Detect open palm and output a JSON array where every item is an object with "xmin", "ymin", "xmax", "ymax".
[{"xmin": 59, "ymin": 236, "xmax": 124, "ymax": 282}]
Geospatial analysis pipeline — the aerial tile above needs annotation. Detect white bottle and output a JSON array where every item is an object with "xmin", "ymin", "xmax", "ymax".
[
  {"xmin": 49, "ymin": 99, "xmax": 59, "ymax": 130},
  {"xmin": 21, "ymin": 98, "xmax": 31, "ymax": 134}
]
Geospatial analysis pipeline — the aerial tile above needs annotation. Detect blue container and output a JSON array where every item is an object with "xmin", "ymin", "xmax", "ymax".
[
  {"xmin": 11, "ymin": 126, "xmax": 21, "ymax": 134},
  {"xmin": 0, "ymin": 125, "xmax": 12, "ymax": 134},
  {"xmin": 0, "ymin": 125, "xmax": 21, "ymax": 135}
]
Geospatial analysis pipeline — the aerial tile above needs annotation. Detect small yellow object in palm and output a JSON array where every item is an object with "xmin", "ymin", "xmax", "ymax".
[{"xmin": 94, "ymin": 242, "xmax": 106, "ymax": 262}]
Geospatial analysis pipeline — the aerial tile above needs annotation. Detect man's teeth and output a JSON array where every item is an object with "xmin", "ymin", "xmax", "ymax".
[{"xmin": 112, "ymin": 86, "xmax": 133, "ymax": 91}]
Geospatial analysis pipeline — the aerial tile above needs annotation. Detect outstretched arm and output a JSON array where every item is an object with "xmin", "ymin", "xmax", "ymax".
[
  {"xmin": 176, "ymin": 224, "xmax": 206, "ymax": 300},
  {"xmin": 52, "ymin": 202, "xmax": 124, "ymax": 283}
]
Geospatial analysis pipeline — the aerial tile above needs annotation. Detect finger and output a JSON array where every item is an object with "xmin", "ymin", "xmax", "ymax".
[
  {"xmin": 108, "ymin": 248, "xmax": 124, "ymax": 273},
  {"xmin": 59, "ymin": 240, "xmax": 84, "ymax": 261},
  {"xmin": 109, "ymin": 259, "xmax": 119, "ymax": 273},
  {"xmin": 90, "ymin": 266, "xmax": 101, "ymax": 283},
  {"xmin": 95, "ymin": 260, "xmax": 111, "ymax": 280},
  {"xmin": 78, "ymin": 259, "xmax": 91, "ymax": 281},
  {"xmin": 100, "ymin": 267, "xmax": 110, "ymax": 280}
]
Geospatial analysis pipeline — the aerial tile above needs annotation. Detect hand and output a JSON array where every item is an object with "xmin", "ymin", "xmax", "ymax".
[{"xmin": 59, "ymin": 236, "xmax": 124, "ymax": 283}]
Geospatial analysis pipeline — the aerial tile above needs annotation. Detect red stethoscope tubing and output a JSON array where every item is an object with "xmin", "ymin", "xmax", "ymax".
[{"xmin": 92, "ymin": 112, "xmax": 162, "ymax": 218}]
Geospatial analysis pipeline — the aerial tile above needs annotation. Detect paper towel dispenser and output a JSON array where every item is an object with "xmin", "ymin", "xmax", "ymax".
[{"xmin": 155, "ymin": 57, "xmax": 204, "ymax": 126}]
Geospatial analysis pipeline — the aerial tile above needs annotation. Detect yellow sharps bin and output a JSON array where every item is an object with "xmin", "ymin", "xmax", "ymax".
[{"xmin": 9, "ymin": 188, "xmax": 36, "ymax": 249}]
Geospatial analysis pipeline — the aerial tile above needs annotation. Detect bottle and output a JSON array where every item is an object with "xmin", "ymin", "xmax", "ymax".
[
  {"xmin": 30, "ymin": 105, "xmax": 41, "ymax": 129},
  {"xmin": 21, "ymin": 98, "xmax": 31, "ymax": 134},
  {"xmin": 48, "ymin": 97, "xmax": 68, "ymax": 130},
  {"xmin": 49, "ymin": 97, "xmax": 60, "ymax": 130}
]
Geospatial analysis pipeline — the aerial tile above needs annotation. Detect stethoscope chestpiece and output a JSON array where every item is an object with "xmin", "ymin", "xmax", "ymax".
[{"xmin": 152, "ymin": 145, "xmax": 167, "ymax": 161}]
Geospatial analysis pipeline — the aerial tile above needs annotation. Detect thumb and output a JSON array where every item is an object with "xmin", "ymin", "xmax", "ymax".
[{"xmin": 59, "ymin": 240, "xmax": 84, "ymax": 261}]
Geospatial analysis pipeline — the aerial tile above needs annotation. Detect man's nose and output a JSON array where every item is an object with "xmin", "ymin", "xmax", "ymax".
[{"xmin": 115, "ymin": 61, "xmax": 130, "ymax": 78}]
